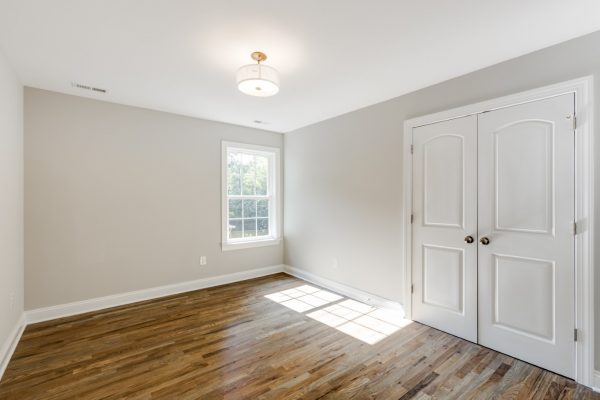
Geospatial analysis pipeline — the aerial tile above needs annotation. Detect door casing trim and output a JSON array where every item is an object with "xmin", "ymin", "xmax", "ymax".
[{"xmin": 402, "ymin": 76, "xmax": 595, "ymax": 386}]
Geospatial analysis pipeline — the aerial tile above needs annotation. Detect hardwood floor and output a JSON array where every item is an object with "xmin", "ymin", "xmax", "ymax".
[{"xmin": 0, "ymin": 273, "xmax": 598, "ymax": 399}]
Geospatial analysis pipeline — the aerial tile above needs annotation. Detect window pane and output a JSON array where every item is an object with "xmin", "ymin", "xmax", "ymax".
[
  {"xmin": 228, "ymin": 199, "xmax": 242, "ymax": 218},
  {"xmin": 243, "ymin": 199, "xmax": 256, "ymax": 218},
  {"xmin": 243, "ymin": 218, "xmax": 256, "ymax": 237},
  {"xmin": 242, "ymin": 173, "xmax": 255, "ymax": 195},
  {"xmin": 228, "ymin": 219, "xmax": 243, "ymax": 239},
  {"xmin": 257, "ymin": 218, "xmax": 269, "ymax": 236},
  {"xmin": 241, "ymin": 154, "xmax": 255, "ymax": 195},
  {"xmin": 257, "ymin": 199, "xmax": 269, "ymax": 217},
  {"xmin": 255, "ymin": 156, "xmax": 269, "ymax": 195},
  {"xmin": 227, "ymin": 153, "xmax": 241, "ymax": 195}
]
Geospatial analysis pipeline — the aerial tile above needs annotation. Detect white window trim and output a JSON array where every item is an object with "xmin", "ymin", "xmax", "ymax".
[{"xmin": 221, "ymin": 141, "xmax": 282, "ymax": 251}]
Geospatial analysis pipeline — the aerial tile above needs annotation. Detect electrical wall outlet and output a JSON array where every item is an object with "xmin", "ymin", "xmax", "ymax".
[{"xmin": 200, "ymin": 256, "xmax": 207, "ymax": 266}]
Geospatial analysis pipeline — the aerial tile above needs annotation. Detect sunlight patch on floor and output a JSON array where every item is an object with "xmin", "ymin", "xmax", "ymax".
[
  {"xmin": 265, "ymin": 286, "xmax": 411, "ymax": 344},
  {"xmin": 264, "ymin": 285, "xmax": 343, "ymax": 312},
  {"xmin": 308, "ymin": 300, "xmax": 411, "ymax": 344}
]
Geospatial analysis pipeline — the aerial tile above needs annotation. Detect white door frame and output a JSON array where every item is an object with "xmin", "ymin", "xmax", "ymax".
[{"xmin": 402, "ymin": 76, "xmax": 595, "ymax": 386}]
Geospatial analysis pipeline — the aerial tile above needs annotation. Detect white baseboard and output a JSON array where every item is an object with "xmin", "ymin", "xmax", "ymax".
[
  {"xmin": 593, "ymin": 370, "xmax": 600, "ymax": 392},
  {"xmin": 26, "ymin": 264, "xmax": 285, "ymax": 324},
  {"xmin": 283, "ymin": 265, "xmax": 405, "ymax": 315},
  {"xmin": 0, "ymin": 313, "xmax": 26, "ymax": 381}
]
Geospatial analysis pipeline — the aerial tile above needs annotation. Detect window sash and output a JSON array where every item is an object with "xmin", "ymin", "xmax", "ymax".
[
  {"xmin": 226, "ymin": 195, "xmax": 273, "ymax": 241},
  {"xmin": 227, "ymin": 150, "xmax": 271, "ymax": 197}
]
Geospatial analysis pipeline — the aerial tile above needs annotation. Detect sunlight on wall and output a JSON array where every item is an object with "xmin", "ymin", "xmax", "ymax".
[{"xmin": 265, "ymin": 285, "xmax": 411, "ymax": 345}]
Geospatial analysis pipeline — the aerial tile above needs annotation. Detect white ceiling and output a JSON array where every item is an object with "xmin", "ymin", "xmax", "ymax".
[{"xmin": 1, "ymin": 1, "xmax": 600, "ymax": 133}]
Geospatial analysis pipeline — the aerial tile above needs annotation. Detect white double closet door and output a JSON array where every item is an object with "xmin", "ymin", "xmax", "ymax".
[{"xmin": 411, "ymin": 94, "xmax": 575, "ymax": 378}]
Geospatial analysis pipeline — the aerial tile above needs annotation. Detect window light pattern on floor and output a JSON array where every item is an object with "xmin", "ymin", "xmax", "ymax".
[
  {"xmin": 264, "ymin": 285, "xmax": 343, "ymax": 312},
  {"xmin": 265, "ymin": 285, "xmax": 411, "ymax": 344}
]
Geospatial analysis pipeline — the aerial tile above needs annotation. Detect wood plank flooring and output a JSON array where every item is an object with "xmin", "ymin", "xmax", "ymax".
[{"xmin": 0, "ymin": 273, "xmax": 598, "ymax": 399}]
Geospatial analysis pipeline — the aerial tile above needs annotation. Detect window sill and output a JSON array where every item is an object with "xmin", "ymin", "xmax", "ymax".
[{"xmin": 221, "ymin": 238, "xmax": 282, "ymax": 251}]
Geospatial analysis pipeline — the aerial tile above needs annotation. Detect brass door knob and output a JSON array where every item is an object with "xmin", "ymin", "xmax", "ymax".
[
  {"xmin": 464, "ymin": 235, "xmax": 474, "ymax": 244},
  {"xmin": 480, "ymin": 237, "xmax": 490, "ymax": 245}
]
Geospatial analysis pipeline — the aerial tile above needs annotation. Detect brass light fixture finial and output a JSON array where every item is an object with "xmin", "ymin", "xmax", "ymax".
[{"xmin": 251, "ymin": 51, "xmax": 267, "ymax": 63}]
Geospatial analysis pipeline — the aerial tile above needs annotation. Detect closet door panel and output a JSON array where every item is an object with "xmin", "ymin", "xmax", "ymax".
[
  {"xmin": 412, "ymin": 115, "xmax": 478, "ymax": 342},
  {"xmin": 477, "ymin": 93, "xmax": 575, "ymax": 378}
]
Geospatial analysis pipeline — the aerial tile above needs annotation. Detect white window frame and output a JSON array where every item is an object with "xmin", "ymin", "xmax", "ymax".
[{"xmin": 221, "ymin": 141, "xmax": 281, "ymax": 251}]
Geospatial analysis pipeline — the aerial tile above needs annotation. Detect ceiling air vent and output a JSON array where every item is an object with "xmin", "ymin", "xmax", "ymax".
[{"xmin": 71, "ymin": 82, "xmax": 107, "ymax": 93}]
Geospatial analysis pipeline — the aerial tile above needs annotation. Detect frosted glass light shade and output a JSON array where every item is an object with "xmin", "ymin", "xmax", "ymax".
[{"xmin": 236, "ymin": 64, "xmax": 280, "ymax": 97}]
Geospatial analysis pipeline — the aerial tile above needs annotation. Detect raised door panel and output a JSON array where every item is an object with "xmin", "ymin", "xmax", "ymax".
[
  {"xmin": 423, "ymin": 135, "xmax": 464, "ymax": 228},
  {"xmin": 422, "ymin": 245, "xmax": 464, "ymax": 313},
  {"xmin": 495, "ymin": 120, "xmax": 553, "ymax": 234},
  {"xmin": 493, "ymin": 254, "xmax": 555, "ymax": 341}
]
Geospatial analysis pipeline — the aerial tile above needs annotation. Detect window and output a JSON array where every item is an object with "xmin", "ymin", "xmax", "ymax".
[{"xmin": 222, "ymin": 142, "xmax": 281, "ymax": 250}]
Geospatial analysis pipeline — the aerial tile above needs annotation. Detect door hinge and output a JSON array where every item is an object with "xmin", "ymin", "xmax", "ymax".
[
  {"xmin": 411, "ymin": 213, "xmax": 414, "ymax": 224},
  {"xmin": 573, "ymin": 221, "xmax": 577, "ymax": 235},
  {"xmin": 567, "ymin": 114, "xmax": 576, "ymax": 130},
  {"xmin": 411, "ymin": 284, "xmax": 414, "ymax": 294},
  {"xmin": 574, "ymin": 328, "xmax": 578, "ymax": 342},
  {"xmin": 410, "ymin": 144, "xmax": 414, "ymax": 154}
]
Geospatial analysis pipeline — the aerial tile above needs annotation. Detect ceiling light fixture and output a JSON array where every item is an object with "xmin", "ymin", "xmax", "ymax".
[{"xmin": 237, "ymin": 52, "xmax": 279, "ymax": 97}]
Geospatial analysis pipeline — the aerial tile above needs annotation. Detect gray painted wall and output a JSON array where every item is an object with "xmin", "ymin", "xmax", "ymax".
[
  {"xmin": 0, "ymin": 51, "xmax": 23, "ymax": 354},
  {"xmin": 284, "ymin": 31, "xmax": 600, "ymax": 369},
  {"xmin": 25, "ymin": 88, "xmax": 283, "ymax": 309}
]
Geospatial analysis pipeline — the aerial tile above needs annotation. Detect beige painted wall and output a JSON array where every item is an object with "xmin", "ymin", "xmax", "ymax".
[
  {"xmin": 284, "ymin": 30, "xmax": 600, "ymax": 368},
  {"xmin": 25, "ymin": 89, "xmax": 283, "ymax": 309},
  {"xmin": 0, "ymin": 51, "xmax": 24, "ymax": 352}
]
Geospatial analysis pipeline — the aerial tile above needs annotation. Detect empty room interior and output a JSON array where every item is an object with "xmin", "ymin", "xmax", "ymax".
[{"xmin": 2, "ymin": 1, "xmax": 600, "ymax": 399}]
